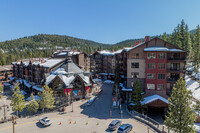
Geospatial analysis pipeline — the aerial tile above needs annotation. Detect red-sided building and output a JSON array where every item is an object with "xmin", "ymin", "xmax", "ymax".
[{"xmin": 145, "ymin": 51, "xmax": 168, "ymax": 98}]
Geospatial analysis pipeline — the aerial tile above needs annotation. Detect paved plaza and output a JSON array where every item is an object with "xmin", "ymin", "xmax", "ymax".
[{"xmin": 0, "ymin": 83, "xmax": 156, "ymax": 133}]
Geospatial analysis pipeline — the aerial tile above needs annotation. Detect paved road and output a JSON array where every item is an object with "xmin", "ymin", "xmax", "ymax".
[{"xmin": 0, "ymin": 83, "xmax": 156, "ymax": 133}]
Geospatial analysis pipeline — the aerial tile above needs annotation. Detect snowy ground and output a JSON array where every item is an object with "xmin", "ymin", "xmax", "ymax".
[{"xmin": 185, "ymin": 75, "xmax": 200, "ymax": 101}]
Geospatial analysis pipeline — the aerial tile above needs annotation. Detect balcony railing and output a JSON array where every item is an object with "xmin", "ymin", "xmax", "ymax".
[
  {"xmin": 167, "ymin": 77, "xmax": 179, "ymax": 82},
  {"xmin": 167, "ymin": 57, "xmax": 185, "ymax": 61}
]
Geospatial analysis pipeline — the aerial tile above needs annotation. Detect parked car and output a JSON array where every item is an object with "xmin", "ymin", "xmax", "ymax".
[
  {"xmin": 39, "ymin": 117, "xmax": 52, "ymax": 126},
  {"xmin": 117, "ymin": 124, "xmax": 132, "ymax": 133},
  {"xmin": 108, "ymin": 120, "xmax": 122, "ymax": 131}
]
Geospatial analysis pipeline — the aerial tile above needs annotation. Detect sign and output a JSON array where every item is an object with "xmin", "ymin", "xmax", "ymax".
[{"xmin": 112, "ymin": 98, "xmax": 116, "ymax": 101}]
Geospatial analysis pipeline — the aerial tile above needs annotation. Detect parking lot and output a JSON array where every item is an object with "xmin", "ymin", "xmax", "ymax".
[{"xmin": 0, "ymin": 83, "xmax": 155, "ymax": 133}]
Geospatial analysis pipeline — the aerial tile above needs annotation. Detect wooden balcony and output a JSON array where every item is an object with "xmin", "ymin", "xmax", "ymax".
[
  {"xmin": 167, "ymin": 68, "xmax": 186, "ymax": 73},
  {"xmin": 167, "ymin": 78, "xmax": 179, "ymax": 83}
]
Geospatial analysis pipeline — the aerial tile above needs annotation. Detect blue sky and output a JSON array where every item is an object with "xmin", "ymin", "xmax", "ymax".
[{"xmin": 0, "ymin": 0, "xmax": 200, "ymax": 44}]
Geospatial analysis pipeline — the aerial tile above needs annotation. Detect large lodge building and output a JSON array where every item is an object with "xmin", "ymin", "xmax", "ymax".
[{"xmin": 11, "ymin": 52, "xmax": 92, "ymax": 105}]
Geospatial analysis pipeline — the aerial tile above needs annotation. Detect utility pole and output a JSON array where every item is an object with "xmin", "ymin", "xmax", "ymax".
[{"xmin": 12, "ymin": 116, "xmax": 15, "ymax": 133}]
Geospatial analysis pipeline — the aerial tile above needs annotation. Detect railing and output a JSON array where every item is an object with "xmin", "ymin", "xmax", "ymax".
[
  {"xmin": 167, "ymin": 78, "xmax": 179, "ymax": 82},
  {"xmin": 167, "ymin": 58, "xmax": 185, "ymax": 61},
  {"xmin": 126, "ymin": 106, "xmax": 174, "ymax": 133}
]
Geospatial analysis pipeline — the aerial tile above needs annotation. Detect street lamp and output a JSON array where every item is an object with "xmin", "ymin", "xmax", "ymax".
[{"xmin": 71, "ymin": 97, "xmax": 74, "ymax": 112}]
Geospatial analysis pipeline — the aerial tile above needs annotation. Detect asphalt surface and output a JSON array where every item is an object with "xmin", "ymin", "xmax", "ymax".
[{"xmin": 0, "ymin": 83, "xmax": 156, "ymax": 133}]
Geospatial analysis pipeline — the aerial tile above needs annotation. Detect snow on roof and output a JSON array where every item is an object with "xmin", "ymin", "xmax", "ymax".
[
  {"xmin": 40, "ymin": 59, "xmax": 63, "ymax": 68},
  {"xmin": 33, "ymin": 85, "xmax": 43, "ymax": 92},
  {"xmin": 98, "ymin": 50, "xmax": 114, "ymax": 56},
  {"xmin": 103, "ymin": 80, "xmax": 115, "ymax": 84},
  {"xmin": 143, "ymin": 94, "xmax": 169, "ymax": 104},
  {"xmin": 23, "ymin": 80, "xmax": 31, "ymax": 88},
  {"xmin": 46, "ymin": 75, "xmax": 57, "ymax": 85},
  {"xmin": 144, "ymin": 47, "xmax": 183, "ymax": 52},
  {"xmin": 93, "ymin": 78, "xmax": 102, "ymax": 82},
  {"xmin": 168, "ymin": 49, "xmax": 183, "ymax": 52},
  {"xmin": 3, "ymin": 82, "xmax": 11, "ymax": 86},
  {"xmin": 58, "ymin": 75, "xmax": 75, "ymax": 86},
  {"xmin": 99, "ymin": 73, "xmax": 115, "ymax": 76},
  {"xmin": 26, "ymin": 95, "xmax": 40, "ymax": 101},
  {"xmin": 69, "ymin": 51, "xmax": 81, "ymax": 55},
  {"xmin": 122, "ymin": 87, "xmax": 132, "ymax": 91},
  {"xmin": 123, "ymin": 47, "xmax": 133, "ymax": 52},
  {"xmin": 57, "ymin": 52, "xmax": 67, "ymax": 56},
  {"xmin": 53, "ymin": 68, "xmax": 67, "ymax": 75},
  {"xmin": 126, "ymin": 42, "xmax": 145, "ymax": 52},
  {"xmin": 113, "ymin": 49, "xmax": 123, "ymax": 54},
  {"xmin": 78, "ymin": 74, "xmax": 90, "ymax": 84}
]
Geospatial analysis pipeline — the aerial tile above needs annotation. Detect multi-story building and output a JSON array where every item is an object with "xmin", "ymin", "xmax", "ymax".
[
  {"xmin": 90, "ymin": 50, "xmax": 116, "ymax": 76},
  {"xmin": 12, "ymin": 58, "xmax": 65, "ymax": 84},
  {"xmin": 11, "ymin": 56, "xmax": 92, "ymax": 106},
  {"xmin": 0, "ymin": 65, "xmax": 12, "ymax": 81},
  {"xmin": 52, "ymin": 50, "xmax": 90, "ymax": 72},
  {"xmin": 122, "ymin": 37, "xmax": 186, "ymax": 115}
]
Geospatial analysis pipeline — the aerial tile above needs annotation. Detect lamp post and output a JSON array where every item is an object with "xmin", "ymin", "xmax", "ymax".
[{"xmin": 71, "ymin": 97, "xmax": 73, "ymax": 112}]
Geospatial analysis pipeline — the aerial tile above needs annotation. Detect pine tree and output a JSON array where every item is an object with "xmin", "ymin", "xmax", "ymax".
[
  {"xmin": 27, "ymin": 94, "xmax": 39, "ymax": 114},
  {"xmin": 165, "ymin": 78, "xmax": 196, "ymax": 133},
  {"xmin": 185, "ymin": 25, "xmax": 192, "ymax": 59},
  {"xmin": 195, "ymin": 100, "xmax": 200, "ymax": 118},
  {"xmin": 193, "ymin": 25, "xmax": 200, "ymax": 75},
  {"xmin": 180, "ymin": 19, "xmax": 186, "ymax": 49},
  {"xmin": 38, "ymin": 84, "xmax": 55, "ymax": 112},
  {"xmin": 131, "ymin": 79, "xmax": 144, "ymax": 113},
  {"xmin": 162, "ymin": 32, "xmax": 168, "ymax": 41},
  {"xmin": 10, "ymin": 86, "xmax": 26, "ymax": 116}
]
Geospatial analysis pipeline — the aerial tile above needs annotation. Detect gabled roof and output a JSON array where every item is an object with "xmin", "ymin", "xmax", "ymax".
[
  {"xmin": 143, "ymin": 94, "xmax": 169, "ymax": 104},
  {"xmin": 60, "ymin": 59, "xmax": 84, "ymax": 74},
  {"xmin": 144, "ymin": 47, "xmax": 183, "ymax": 52},
  {"xmin": 126, "ymin": 37, "xmax": 185, "ymax": 53}
]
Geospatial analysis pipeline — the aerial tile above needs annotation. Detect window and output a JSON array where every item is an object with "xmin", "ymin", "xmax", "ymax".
[
  {"xmin": 158, "ymin": 63, "xmax": 166, "ymax": 69},
  {"xmin": 147, "ymin": 53, "xmax": 156, "ymax": 59},
  {"xmin": 131, "ymin": 53, "xmax": 139, "ymax": 59},
  {"xmin": 131, "ymin": 72, "xmax": 139, "ymax": 78},
  {"xmin": 131, "ymin": 62, "xmax": 139, "ymax": 68},
  {"xmin": 147, "ymin": 63, "xmax": 156, "ymax": 69},
  {"xmin": 147, "ymin": 84, "xmax": 155, "ymax": 90},
  {"xmin": 158, "ymin": 74, "xmax": 165, "ymax": 79},
  {"xmin": 157, "ymin": 84, "xmax": 165, "ymax": 90},
  {"xmin": 147, "ymin": 73, "xmax": 155, "ymax": 79},
  {"xmin": 158, "ymin": 53, "xmax": 166, "ymax": 59}
]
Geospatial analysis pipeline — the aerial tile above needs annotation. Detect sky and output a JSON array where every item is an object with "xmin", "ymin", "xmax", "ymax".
[{"xmin": 0, "ymin": 0, "xmax": 200, "ymax": 44}]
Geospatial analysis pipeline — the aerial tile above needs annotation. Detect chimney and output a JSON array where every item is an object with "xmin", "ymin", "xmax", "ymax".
[{"xmin": 145, "ymin": 36, "xmax": 150, "ymax": 42}]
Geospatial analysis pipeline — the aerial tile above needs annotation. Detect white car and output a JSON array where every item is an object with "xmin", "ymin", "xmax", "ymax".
[{"xmin": 39, "ymin": 117, "xmax": 52, "ymax": 126}]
